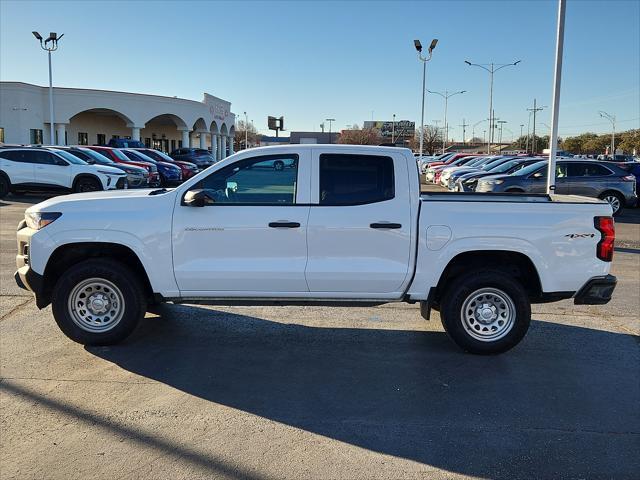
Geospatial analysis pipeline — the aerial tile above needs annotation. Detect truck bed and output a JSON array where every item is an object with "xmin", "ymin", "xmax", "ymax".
[{"xmin": 420, "ymin": 191, "xmax": 607, "ymax": 204}]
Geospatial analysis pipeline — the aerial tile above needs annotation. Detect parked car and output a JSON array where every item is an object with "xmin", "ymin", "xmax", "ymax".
[
  {"xmin": 16, "ymin": 145, "xmax": 616, "ymax": 355},
  {"xmin": 475, "ymin": 159, "xmax": 637, "ymax": 215},
  {"xmin": 170, "ymin": 147, "xmax": 217, "ymax": 169},
  {"xmin": 133, "ymin": 148, "xmax": 199, "ymax": 180},
  {"xmin": 453, "ymin": 158, "xmax": 545, "ymax": 192},
  {"xmin": 107, "ymin": 138, "xmax": 146, "ymax": 149},
  {"xmin": 46, "ymin": 146, "xmax": 150, "ymax": 189},
  {"xmin": 439, "ymin": 156, "xmax": 516, "ymax": 187},
  {"xmin": 0, "ymin": 147, "xmax": 126, "ymax": 198},
  {"xmin": 120, "ymin": 149, "xmax": 182, "ymax": 186},
  {"xmin": 425, "ymin": 155, "xmax": 481, "ymax": 182},
  {"xmin": 86, "ymin": 146, "xmax": 161, "ymax": 187}
]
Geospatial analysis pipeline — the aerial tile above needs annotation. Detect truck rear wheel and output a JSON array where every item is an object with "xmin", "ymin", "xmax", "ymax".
[
  {"xmin": 439, "ymin": 270, "xmax": 530, "ymax": 354},
  {"xmin": 51, "ymin": 259, "xmax": 146, "ymax": 345}
]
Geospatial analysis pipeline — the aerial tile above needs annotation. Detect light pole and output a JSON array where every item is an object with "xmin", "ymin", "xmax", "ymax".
[
  {"xmin": 465, "ymin": 59, "xmax": 520, "ymax": 154},
  {"xmin": 520, "ymin": 124, "xmax": 524, "ymax": 149},
  {"xmin": 244, "ymin": 111, "xmax": 248, "ymax": 149},
  {"xmin": 427, "ymin": 89, "xmax": 466, "ymax": 153},
  {"xmin": 33, "ymin": 31, "xmax": 64, "ymax": 145},
  {"xmin": 392, "ymin": 114, "xmax": 396, "ymax": 144},
  {"xmin": 599, "ymin": 111, "xmax": 616, "ymax": 157},
  {"xmin": 497, "ymin": 120, "xmax": 507, "ymax": 151},
  {"xmin": 326, "ymin": 118, "xmax": 335, "ymax": 143},
  {"xmin": 414, "ymin": 38, "xmax": 438, "ymax": 158},
  {"xmin": 472, "ymin": 119, "xmax": 487, "ymax": 146}
]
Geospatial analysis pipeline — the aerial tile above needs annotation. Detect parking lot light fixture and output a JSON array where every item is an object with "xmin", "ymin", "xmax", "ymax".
[
  {"xmin": 427, "ymin": 89, "xmax": 466, "ymax": 153},
  {"xmin": 414, "ymin": 38, "xmax": 438, "ymax": 159},
  {"xmin": 465, "ymin": 59, "xmax": 520, "ymax": 154},
  {"xmin": 33, "ymin": 30, "xmax": 63, "ymax": 145},
  {"xmin": 599, "ymin": 111, "xmax": 616, "ymax": 157}
]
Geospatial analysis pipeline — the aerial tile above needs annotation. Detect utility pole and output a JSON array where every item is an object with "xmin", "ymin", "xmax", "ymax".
[
  {"xmin": 459, "ymin": 118, "xmax": 469, "ymax": 145},
  {"xmin": 326, "ymin": 118, "xmax": 335, "ymax": 143},
  {"xmin": 527, "ymin": 98, "xmax": 546, "ymax": 154},
  {"xmin": 519, "ymin": 124, "xmax": 524, "ymax": 149},
  {"xmin": 392, "ymin": 113, "xmax": 396, "ymax": 144},
  {"xmin": 497, "ymin": 120, "xmax": 507, "ymax": 152}
]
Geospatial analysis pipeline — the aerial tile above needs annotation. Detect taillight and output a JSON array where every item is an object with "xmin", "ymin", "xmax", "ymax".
[
  {"xmin": 621, "ymin": 175, "xmax": 636, "ymax": 182},
  {"xmin": 594, "ymin": 216, "xmax": 615, "ymax": 262}
]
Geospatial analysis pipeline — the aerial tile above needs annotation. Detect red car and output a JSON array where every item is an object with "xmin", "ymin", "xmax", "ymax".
[
  {"xmin": 86, "ymin": 146, "xmax": 161, "ymax": 186},
  {"xmin": 133, "ymin": 148, "xmax": 199, "ymax": 180},
  {"xmin": 427, "ymin": 153, "xmax": 478, "ymax": 169}
]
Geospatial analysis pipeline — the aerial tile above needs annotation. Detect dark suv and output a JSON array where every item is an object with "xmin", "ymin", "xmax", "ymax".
[
  {"xmin": 107, "ymin": 138, "xmax": 146, "ymax": 148},
  {"xmin": 170, "ymin": 148, "xmax": 217, "ymax": 169}
]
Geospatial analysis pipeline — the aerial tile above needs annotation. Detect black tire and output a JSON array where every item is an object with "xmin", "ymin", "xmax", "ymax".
[
  {"xmin": 599, "ymin": 191, "xmax": 625, "ymax": 216},
  {"xmin": 74, "ymin": 177, "xmax": 102, "ymax": 193},
  {"xmin": 274, "ymin": 160, "xmax": 284, "ymax": 171},
  {"xmin": 439, "ymin": 270, "xmax": 531, "ymax": 355},
  {"xmin": 51, "ymin": 259, "xmax": 146, "ymax": 345},
  {"xmin": 0, "ymin": 175, "xmax": 9, "ymax": 199}
]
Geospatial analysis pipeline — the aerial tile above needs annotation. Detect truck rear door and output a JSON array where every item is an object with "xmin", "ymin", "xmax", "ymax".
[{"xmin": 305, "ymin": 150, "xmax": 412, "ymax": 294}]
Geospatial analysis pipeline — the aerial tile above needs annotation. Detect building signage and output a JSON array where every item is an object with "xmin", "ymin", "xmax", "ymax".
[{"xmin": 365, "ymin": 120, "xmax": 415, "ymax": 138}]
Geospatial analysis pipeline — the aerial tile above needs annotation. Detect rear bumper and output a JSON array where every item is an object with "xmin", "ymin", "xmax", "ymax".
[{"xmin": 574, "ymin": 274, "xmax": 617, "ymax": 305}]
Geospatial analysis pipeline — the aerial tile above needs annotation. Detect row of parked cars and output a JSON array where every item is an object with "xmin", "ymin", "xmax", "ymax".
[
  {"xmin": 0, "ymin": 141, "xmax": 220, "ymax": 199},
  {"xmin": 421, "ymin": 152, "xmax": 639, "ymax": 216}
]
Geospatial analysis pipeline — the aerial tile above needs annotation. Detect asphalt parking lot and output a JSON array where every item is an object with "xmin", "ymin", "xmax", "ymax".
[{"xmin": 1, "ymin": 193, "xmax": 638, "ymax": 479}]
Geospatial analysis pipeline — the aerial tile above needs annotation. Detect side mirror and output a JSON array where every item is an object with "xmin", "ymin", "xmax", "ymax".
[
  {"xmin": 183, "ymin": 189, "xmax": 213, "ymax": 207},
  {"xmin": 532, "ymin": 172, "xmax": 544, "ymax": 179},
  {"xmin": 85, "ymin": 159, "xmax": 96, "ymax": 165}
]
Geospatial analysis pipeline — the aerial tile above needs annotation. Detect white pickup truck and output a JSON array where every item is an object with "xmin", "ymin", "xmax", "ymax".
[{"xmin": 15, "ymin": 145, "xmax": 617, "ymax": 354}]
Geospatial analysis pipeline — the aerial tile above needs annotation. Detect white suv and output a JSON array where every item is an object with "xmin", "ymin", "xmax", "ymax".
[{"xmin": 0, "ymin": 147, "xmax": 126, "ymax": 198}]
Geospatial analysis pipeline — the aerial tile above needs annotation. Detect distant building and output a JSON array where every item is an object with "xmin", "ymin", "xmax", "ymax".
[
  {"xmin": 290, "ymin": 131, "xmax": 339, "ymax": 144},
  {"xmin": 259, "ymin": 135, "xmax": 290, "ymax": 146}
]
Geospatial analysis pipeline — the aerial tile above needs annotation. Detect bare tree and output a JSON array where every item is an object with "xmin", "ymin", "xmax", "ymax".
[
  {"xmin": 337, "ymin": 128, "xmax": 382, "ymax": 145},
  {"xmin": 233, "ymin": 120, "xmax": 260, "ymax": 151},
  {"xmin": 408, "ymin": 126, "xmax": 442, "ymax": 154}
]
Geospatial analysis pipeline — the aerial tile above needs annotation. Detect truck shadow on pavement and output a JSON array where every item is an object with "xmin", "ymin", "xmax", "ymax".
[{"xmin": 85, "ymin": 305, "xmax": 639, "ymax": 479}]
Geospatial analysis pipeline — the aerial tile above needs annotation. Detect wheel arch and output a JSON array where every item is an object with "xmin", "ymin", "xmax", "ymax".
[
  {"xmin": 72, "ymin": 173, "xmax": 103, "ymax": 191},
  {"xmin": 41, "ymin": 242, "xmax": 153, "ymax": 308},
  {"xmin": 433, "ymin": 250, "xmax": 543, "ymax": 305}
]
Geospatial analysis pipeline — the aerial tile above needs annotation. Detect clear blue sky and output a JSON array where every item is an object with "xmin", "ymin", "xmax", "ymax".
[{"xmin": 1, "ymin": 0, "xmax": 638, "ymax": 140}]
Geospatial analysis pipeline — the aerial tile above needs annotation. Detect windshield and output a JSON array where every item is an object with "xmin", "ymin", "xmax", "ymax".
[
  {"xmin": 140, "ymin": 149, "xmax": 173, "ymax": 162},
  {"xmin": 108, "ymin": 148, "xmax": 131, "ymax": 161},
  {"xmin": 489, "ymin": 159, "xmax": 522, "ymax": 173},
  {"xmin": 513, "ymin": 160, "xmax": 547, "ymax": 176},
  {"xmin": 78, "ymin": 148, "xmax": 115, "ymax": 164},
  {"xmin": 124, "ymin": 149, "xmax": 157, "ymax": 164},
  {"xmin": 52, "ymin": 149, "xmax": 87, "ymax": 165}
]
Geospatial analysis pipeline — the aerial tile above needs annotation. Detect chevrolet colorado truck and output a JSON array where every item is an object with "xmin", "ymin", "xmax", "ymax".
[{"xmin": 15, "ymin": 145, "xmax": 617, "ymax": 354}]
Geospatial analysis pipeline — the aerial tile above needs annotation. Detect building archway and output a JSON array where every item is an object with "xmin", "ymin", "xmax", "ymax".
[
  {"xmin": 67, "ymin": 108, "xmax": 135, "ymax": 146},
  {"xmin": 141, "ymin": 113, "xmax": 189, "ymax": 152}
]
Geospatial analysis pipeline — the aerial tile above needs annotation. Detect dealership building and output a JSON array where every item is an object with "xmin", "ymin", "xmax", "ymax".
[{"xmin": 0, "ymin": 82, "xmax": 236, "ymax": 159}]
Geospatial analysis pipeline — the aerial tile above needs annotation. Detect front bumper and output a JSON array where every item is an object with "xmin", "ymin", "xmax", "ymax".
[
  {"xmin": 574, "ymin": 274, "xmax": 617, "ymax": 305},
  {"xmin": 15, "ymin": 256, "xmax": 47, "ymax": 309}
]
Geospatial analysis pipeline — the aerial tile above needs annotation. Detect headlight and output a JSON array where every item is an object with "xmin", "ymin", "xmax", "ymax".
[
  {"xmin": 25, "ymin": 212, "xmax": 62, "ymax": 230},
  {"xmin": 485, "ymin": 179, "xmax": 505, "ymax": 185}
]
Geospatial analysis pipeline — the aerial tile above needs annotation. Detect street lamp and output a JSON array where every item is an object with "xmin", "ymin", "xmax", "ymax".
[
  {"xmin": 243, "ymin": 111, "xmax": 248, "ymax": 149},
  {"xmin": 392, "ymin": 114, "xmax": 396, "ymax": 144},
  {"xmin": 33, "ymin": 31, "xmax": 64, "ymax": 145},
  {"xmin": 427, "ymin": 89, "xmax": 466, "ymax": 153},
  {"xmin": 497, "ymin": 120, "xmax": 507, "ymax": 151},
  {"xmin": 599, "ymin": 111, "xmax": 616, "ymax": 157},
  {"xmin": 326, "ymin": 118, "xmax": 335, "ymax": 143},
  {"xmin": 414, "ymin": 38, "xmax": 438, "ymax": 158},
  {"xmin": 472, "ymin": 119, "xmax": 487, "ymax": 146},
  {"xmin": 465, "ymin": 59, "xmax": 520, "ymax": 154}
]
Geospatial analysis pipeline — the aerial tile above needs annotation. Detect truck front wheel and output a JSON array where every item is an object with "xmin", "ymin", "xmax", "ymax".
[
  {"xmin": 51, "ymin": 259, "xmax": 146, "ymax": 345},
  {"xmin": 439, "ymin": 271, "xmax": 531, "ymax": 354}
]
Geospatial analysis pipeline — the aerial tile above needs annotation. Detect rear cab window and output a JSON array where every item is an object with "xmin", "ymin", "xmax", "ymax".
[{"xmin": 318, "ymin": 153, "xmax": 394, "ymax": 205}]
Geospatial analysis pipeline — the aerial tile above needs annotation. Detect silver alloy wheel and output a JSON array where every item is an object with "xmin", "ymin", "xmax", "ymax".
[
  {"xmin": 460, "ymin": 287, "xmax": 516, "ymax": 342},
  {"xmin": 603, "ymin": 195, "xmax": 621, "ymax": 214},
  {"xmin": 67, "ymin": 278, "xmax": 125, "ymax": 333}
]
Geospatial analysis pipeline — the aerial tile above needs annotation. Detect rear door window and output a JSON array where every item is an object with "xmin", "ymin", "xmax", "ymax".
[
  {"xmin": 568, "ymin": 163, "xmax": 612, "ymax": 177},
  {"xmin": 319, "ymin": 154, "xmax": 394, "ymax": 205}
]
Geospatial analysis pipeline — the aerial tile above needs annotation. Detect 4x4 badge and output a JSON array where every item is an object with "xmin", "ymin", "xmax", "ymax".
[{"xmin": 565, "ymin": 233, "xmax": 595, "ymax": 238}]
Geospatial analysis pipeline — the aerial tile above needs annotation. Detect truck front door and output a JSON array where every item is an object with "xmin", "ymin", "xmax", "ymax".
[
  {"xmin": 305, "ymin": 151, "xmax": 412, "ymax": 295},
  {"xmin": 172, "ymin": 152, "xmax": 311, "ymax": 293}
]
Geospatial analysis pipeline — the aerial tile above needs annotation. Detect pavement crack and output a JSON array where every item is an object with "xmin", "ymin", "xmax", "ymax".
[{"xmin": 0, "ymin": 297, "xmax": 33, "ymax": 321}]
